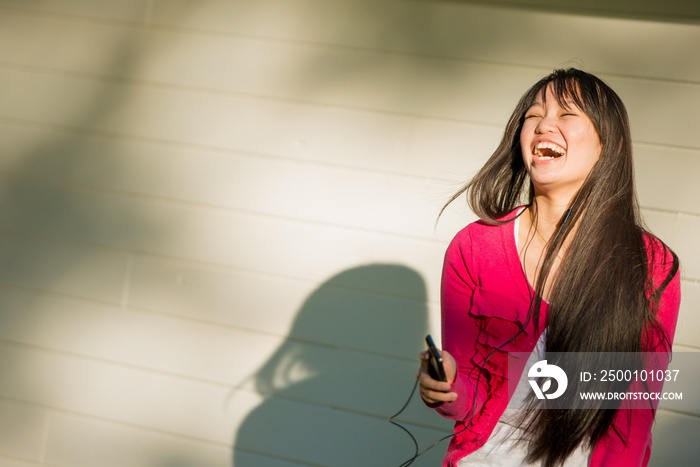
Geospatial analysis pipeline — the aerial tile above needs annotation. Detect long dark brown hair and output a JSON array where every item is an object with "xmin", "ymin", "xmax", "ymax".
[{"xmin": 443, "ymin": 68, "xmax": 679, "ymax": 466}]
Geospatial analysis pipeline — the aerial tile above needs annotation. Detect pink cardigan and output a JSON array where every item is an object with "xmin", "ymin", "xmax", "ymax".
[{"xmin": 433, "ymin": 211, "xmax": 681, "ymax": 466}]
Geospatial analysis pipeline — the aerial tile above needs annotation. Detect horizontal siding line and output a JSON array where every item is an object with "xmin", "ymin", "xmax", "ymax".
[
  {"xmin": 0, "ymin": 287, "xmax": 425, "ymax": 366},
  {"xmin": 0, "ymin": 225, "xmax": 169, "ymax": 263},
  {"xmin": 128, "ymin": 23, "xmax": 700, "ymax": 89},
  {"xmin": 592, "ymin": 70, "xmax": 700, "ymax": 89},
  {"xmin": 220, "ymin": 331, "xmax": 422, "ymax": 364},
  {"xmin": 1, "ymin": 122, "xmax": 697, "ymax": 222},
  {"xmin": 478, "ymin": 3, "xmax": 700, "ymax": 26},
  {"xmin": 0, "ymin": 341, "xmax": 405, "ymax": 433},
  {"xmin": 143, "ymin": 23, "xmax": 555, "ymax": 74},
  {"xmin": 675, "ymin": 345, "xmax": 700, "ymax": 352},
  {"xmin": 0, "ymin": 187, "xmax": 695, "ymax": 284},
  {"xmin": 3, "ymin": 170, "xmax": 699, "ymax": 263},
  {"xmin": 6, "ymin": 275, "xmax": 693, "ymax": 356},
  {"xmin": 1, "ymin": 137, "xmax": 698, "ymax": 222},
  {"xmin": 0, "ymin": 371, "xmax": 450, "ymax": 446},
  {"xmin": 15, "ymin": 256, "xmax": 698, "ymax": 326},
  {"xmin": 0, "ymin": 170, "xmax": 455, "ymax": 244},
  {"xmin": 0, "ymin": 279, "xmax": 259, "ymax": 339},
  {"xmin": 232, "ymin": 446, "xmax": 323, "ymax": 467},
  {"xmin": 0, "ymin": 60, "xmax": 508, "ymax": 130},
  {"xmin": 0, "ymin": 453, "xmax": 42, "ymax": 466},
  {"xmin": 6, "ymin": 308, "xmax": 417, "ymax": 370},
  {"xmin": 3, "ymin": 4, "xmax": 700, "ymax": 82},
  {"xmin": 0, "ymin": 4, "xmax": 537, "ymax": 76},
  {"xmin": 657, "ymin": 408, "xmax": 700, "ymax": 419},
  {"xmin": 0, "ymin": 337, "xmax": 243, "ymax": 390},
  {"xmin": 0, "ymin": 353, "xmax": 694, "ymax": 445},
  {"xmin": 124, "ymin": 256, "xmax": 442, "ymax": 309},
  {"xmin": 3, "ymin": 7, "xmax": 700, "ymax": 89},
  {"xmin": 0, "ymin": 281, "xmax": 121, "ymax": 311},
  {"xmin": 0, "ymin": 281, "xmax": 436, "ymax": 364},
  {"xmin": 0, "ymin": 167, "xmax": 312, "ymax": 216},
  {"xmin": 0, "ymin": 226, "xmax": 148, "ymax": 261},
  {"xmin": 641, "ymin": 207, "xmax": 700, "ymax": 219},
  {"xmin": 635, "ymin": 139, "xmax": 700, "ymax": 153},
  {"xmin": 2, "ymin": 64, "xmax": 699, "ymax": 153},
  {"xmin": 657, "ymin": 408, "xmax": 700, "ymax": 420},
  {"xmin": 20, "ymin": 5, "xmax": 697, "ymax": 89},
  {"xmin": 0, "ymin": 394, "xmax": 234, "ymax": 452},
  {"xmin": 0, "ymin": 227, "xmax": 445, "ymax": 307},
  {"xmin": 0, "ymin": 6, "xmax": 671, "ymax": 88},
  {"xmin": 0, "ymin": 5, "xmax": 150, "ymax": 28},
  {"xmin": 0, "ymin": 117, "xmax": 471, "ymax": 186},
  {"xmin": 0, "ymin": 133, "xmax": 695, "ymax": 218},
  {"xmin": 1, "ymin": 81, "xmax": 698, "ymax": 159},
  {"xmin": 144, "ymin": 23, "xmax": 700, "ymax": 88},
  {"xmin": 228, "ymin": 385, "xmax": 451, "ymax": 433},
  {"xmin": 0, "ymin": 169, "xmax": 275, "ymax": 215},
  {"xmin": 0, "ymin": 116, "xmax": 468, "ymax": 186}
]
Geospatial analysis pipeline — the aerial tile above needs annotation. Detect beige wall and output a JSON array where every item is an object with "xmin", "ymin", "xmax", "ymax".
[{"xmin": 0, "ymin": 1, "xmax": 698, "ymax": 466}]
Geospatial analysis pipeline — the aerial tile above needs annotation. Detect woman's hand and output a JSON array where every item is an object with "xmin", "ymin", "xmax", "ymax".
[{"xmin": 417, "ymin": 349, "xmax": 458, "ymax": 404}]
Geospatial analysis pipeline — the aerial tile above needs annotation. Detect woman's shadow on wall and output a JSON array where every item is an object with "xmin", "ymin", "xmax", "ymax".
[{"xmin": 232, "ymin": 264, "xmax": 451, "ymax": 466}]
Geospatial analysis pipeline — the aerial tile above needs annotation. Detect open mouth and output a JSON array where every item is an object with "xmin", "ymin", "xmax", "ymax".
[{"xmin": 533, "ymin": 142, "xmax": 566, "ymax": 160}]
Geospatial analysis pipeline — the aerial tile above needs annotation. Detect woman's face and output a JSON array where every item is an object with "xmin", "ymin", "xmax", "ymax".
[{"xmin": 520, "ymin": 84, "xmax": 602, "ymax": 197}]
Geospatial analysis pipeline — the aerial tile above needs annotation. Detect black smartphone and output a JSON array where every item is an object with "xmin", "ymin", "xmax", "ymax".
[{"xmin": 425, "ymin": 334, "xmax": 447, "ymax": 382}]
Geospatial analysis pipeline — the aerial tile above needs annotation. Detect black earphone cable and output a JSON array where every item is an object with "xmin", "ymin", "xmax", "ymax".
[{"xmin": 389, "ymin": 200, "xmax": 580, "ymax": 466}]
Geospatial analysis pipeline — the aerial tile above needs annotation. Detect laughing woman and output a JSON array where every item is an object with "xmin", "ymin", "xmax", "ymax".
[{"xmin": 419, "ymin": 69, "xmax": 680, "ymax": 466}]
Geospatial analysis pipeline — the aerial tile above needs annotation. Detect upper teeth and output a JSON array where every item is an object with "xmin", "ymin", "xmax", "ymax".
[{"xmin": 534, "ymin": 142, "xmax": 566, "ymax": 157}]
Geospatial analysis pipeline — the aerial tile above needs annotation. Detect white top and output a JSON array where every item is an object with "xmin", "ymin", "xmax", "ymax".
[{"xmin": 457, "ymin": 333, "xmax": 591, "ymax": 466}]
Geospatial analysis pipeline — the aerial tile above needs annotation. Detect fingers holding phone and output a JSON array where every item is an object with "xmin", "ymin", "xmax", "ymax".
[
  {"xmin": 425, "ymin": 334, "xmax": 447, "ymax": 382},
  {"xmin": 418, "ymin": 335, "xmax": 457, "ymax": 404}
]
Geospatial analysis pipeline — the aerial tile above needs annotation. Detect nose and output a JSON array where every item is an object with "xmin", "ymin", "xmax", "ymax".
[{"xmin": 535, "ymin": 114, "xmax": 557, "ymax": 134}]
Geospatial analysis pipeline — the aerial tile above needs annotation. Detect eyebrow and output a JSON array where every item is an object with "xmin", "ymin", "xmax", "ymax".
[{"xmin": 527, "ymin": 98, "xmax": 578, "ymax": 110}]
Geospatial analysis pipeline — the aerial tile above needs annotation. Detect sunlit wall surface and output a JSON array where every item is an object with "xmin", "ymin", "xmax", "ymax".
[{"xmin": 0, "ymin": 1, "xmax": 698, "ymax": 466}]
